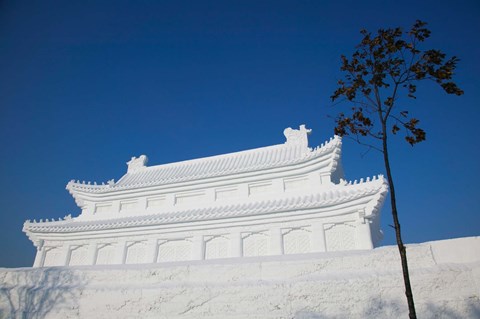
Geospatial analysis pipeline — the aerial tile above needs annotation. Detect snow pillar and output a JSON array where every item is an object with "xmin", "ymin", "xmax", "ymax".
[
  {"xmin": 33, "ymin": 247, "xmax": 45, "ymax": 268},
  {"xmin": 355, "ymin": 210, "xmax": 374, "ymax": 249},
  {"xmin": 33, "ymin": 240, "xmax": 45, "ymax": 267},
  {"xmin": 230, "ymin": 231, "xmax": 243, "ymax": 257},
  {"xmin": 270, "ymin": 227, "xmax": 284, "ymax": 255},
  {"xmin": 115, "ymin": 240, "xmax": 127, "ymax": 264},
  {"xmin": 192, "ymin": 235, "xmax": 205, "ymax": 260},
  {"xmin": 311, "ymin": 222, "xmax": 327, "ymax": 252},
  {"xmin": 87, "ymin": 242, "xmax": 98, "ymax": 265},
  {"xmin": 147, "ymin": 238, "xmax": 159, "ymax": 263},
  {"xmin": 61, "ymin": 244, "xmax": 72, "ymax": 266}
]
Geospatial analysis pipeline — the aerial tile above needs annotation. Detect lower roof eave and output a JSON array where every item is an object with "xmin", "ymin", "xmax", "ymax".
[{"xmin": 24, "ymin": 186, "xmax": 387, "ymax": 242}]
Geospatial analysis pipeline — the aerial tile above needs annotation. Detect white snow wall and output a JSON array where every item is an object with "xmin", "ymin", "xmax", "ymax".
[{"xmin": 1, "ymin": 237, "xmax": 479, "ymax": 319}]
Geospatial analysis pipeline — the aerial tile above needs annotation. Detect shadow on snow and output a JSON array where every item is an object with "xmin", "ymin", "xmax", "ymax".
[
  {"xmin": 0, "ymin": 267, "xmax": 88, "ymax": 319},
  {"xmin": 294, "ymin": 296, "xmax": 480, "ymax": 319}
]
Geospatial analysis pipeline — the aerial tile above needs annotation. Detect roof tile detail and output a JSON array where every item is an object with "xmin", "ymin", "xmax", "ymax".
[
  {"xmin": 26, "ymin": 175, "xmax": 387, "ymax": 234},
  {"xmin": 66, "ymin": 136, "xmax": 342, "ymax": 193}
]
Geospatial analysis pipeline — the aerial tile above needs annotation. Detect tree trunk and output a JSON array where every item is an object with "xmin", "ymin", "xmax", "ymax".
[{"xmin": 381, "ymin": 122, "xmax": 417, "ymax": 319}]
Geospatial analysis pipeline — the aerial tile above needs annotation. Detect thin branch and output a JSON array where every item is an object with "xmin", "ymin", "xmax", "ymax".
[
  {"xmin": 373, "ymin": 85, "xmax": 384, "ymax": 123},
  {"xmin": 366, "ymin": 130, "xmax": 383, "ymax": 140},
  {"xmin": 390, "ymin": 114, "xmax": 409, "ymax": 126},
  {"xmin": 345, "ymin": 134, "xmax": 383, "ymax": 153},
  {"xmin": 385, "ymin": 82, "xmax": 400, "ymax": 120},
  {"xmin": 361, "ymin": 90, "xmax": 378, "ymax": 108}
]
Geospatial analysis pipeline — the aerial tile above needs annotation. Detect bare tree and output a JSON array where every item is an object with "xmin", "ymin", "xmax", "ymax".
[{"xmin": 330, "ymin": 20, "xmax": 463, "ymax": 319}]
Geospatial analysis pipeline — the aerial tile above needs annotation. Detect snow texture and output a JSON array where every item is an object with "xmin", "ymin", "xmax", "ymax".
[{"xmin": 1, "ymin": 237, "xmax": 479, "ymax": 319}]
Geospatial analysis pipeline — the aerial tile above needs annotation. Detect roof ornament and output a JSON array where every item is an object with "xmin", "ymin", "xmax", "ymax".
[
  {"xmin": 127, "ymin": 155, "xmax": 149, "ymax": 173},
  {"xmin": 283, "ymin": 124, "xmax": 312, "ymax": 148}
]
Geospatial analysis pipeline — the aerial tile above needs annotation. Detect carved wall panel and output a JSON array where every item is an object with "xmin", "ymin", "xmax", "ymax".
[
  {"xmin": 125, "ymin": 241, "xmax": 147, "ymax": 264},
  {"xmin": 69, "ymin": 245, "xmax": 88, "ymax": 266},
  {"xmin": 215, "ymin": 187, "xmax": 238, "ymax": 201},
  {"xmin": 95, "ymin": 203, "xmax": 112, "ymax": 214},
  {"xmin": 157, "ymin": 239, "xmax": 192, "ymax": 262},
  {"xmin": 43, "ymin": 247, "xmax": 61, "ymax": 266},
  {"xmin": 283, "ymin": 177, "xmax": 308, "ymax": 192},
  {"xmin": 147, "ymin": 197, "xmax": 166, "ymax": 208},
  {"xmin": 243, "ymin": 232, "xmax": 269, "ymax": 257},
  {"xmin": 325, "ymin": 224, "xmax": 355, "ymax": 251},
  {"xmin": 205, "ymin": 235, "xmax": 229, "ymax": 259},
  {"xmin": 96, "ymin": 244, "xmax": 116, "ymax": 265},
  {"xmin": 175, "ymin": 192, "xmax": 205, "ymax": 205},
  {"xmin": 283, "ymin": 228, "xmax": 311, "ymax": 255},
  {"xmin": 120, "ymin": 201, "xmax": 137, "ymax": 212},
  {"xmin": 248, "ymin": 182, "xmax": 273, "ymax": 196}
]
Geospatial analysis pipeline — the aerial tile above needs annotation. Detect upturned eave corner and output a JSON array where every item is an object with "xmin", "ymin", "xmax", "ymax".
[
  {"xmin": 327, "ymin": 135, "xmax": 344, "ymax": 182},
  {"xmin": 22, "ymin": 222, "xmax": 41, "ymax": 248},
  {"xmin": 66, "ymin": 180, "xmax": 84, "ymax": 208},
  {"xmin": 364, "ymin": 175, "xmax": 389, "ymax": 218}
]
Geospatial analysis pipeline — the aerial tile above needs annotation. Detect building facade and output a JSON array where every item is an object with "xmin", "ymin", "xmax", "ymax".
[{"xmin": 23, "ymin": 125, "xmax": 388, "ymax": 267}]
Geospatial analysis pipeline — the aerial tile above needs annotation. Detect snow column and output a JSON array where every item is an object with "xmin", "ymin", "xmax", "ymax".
[
  {"xmin": 192, "ymin": 235, "xmax": 205, "ymax": 260},
  {"xmin": 269, "ymin": 228, "xmax": 284, "ymax": 255},
  {"xmin": 33, "ymin": 242, "xmax": 45, "ymax": 267},
  {"xmin": 311, "ymin": 222, "xmax": 327, "ymax": 252},
  {"xmin": 355, "ymin": 210, "xmax": 374, "ymax": 249},
  {"xmin": 230, "ymin": 231, "xmax": 243, "ymax": 257}
]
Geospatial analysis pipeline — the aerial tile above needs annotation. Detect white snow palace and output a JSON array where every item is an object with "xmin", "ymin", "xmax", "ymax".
[{"xmin": 23, "ymin": 125, "xmax": 388, "ymax": 267}]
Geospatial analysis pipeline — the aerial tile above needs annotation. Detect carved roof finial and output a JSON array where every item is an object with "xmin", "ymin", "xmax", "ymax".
[
  {"xmin": 127, "ymin": 155, "xmax": 149, "ymax": 173},
  {"xmin": 283, "ymin": 124, "xmax": 312, "ymax": 148}
]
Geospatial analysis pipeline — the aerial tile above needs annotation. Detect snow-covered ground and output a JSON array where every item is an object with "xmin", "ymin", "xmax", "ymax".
[{"xmin": 1, "ymin": 237, "xmax": 479, "ymax": 319}]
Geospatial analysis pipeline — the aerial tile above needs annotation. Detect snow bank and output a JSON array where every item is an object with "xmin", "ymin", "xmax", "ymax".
[{"xmin": 1, "ymin": 237, "xmax": 479, "ymax": 318}]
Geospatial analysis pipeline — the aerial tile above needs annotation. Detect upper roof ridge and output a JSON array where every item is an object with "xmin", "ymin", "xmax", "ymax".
[
  {"xmin": 144, "ymin": 142, "xmax": 289, "ymax": 172},
  {"xmin": 66, "ymin": 126, "xmax": 343, "ymax": 193}
]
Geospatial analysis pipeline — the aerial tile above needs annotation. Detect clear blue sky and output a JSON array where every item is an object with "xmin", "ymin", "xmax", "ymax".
[{"xmin": 1, "ymin": 1, "xmax": 478, "ymax": 267}]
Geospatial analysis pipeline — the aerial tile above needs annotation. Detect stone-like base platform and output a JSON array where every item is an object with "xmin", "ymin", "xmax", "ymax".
[{"xmin": 1, "ymin": 237, "xmax": 479, "ymax": 318}]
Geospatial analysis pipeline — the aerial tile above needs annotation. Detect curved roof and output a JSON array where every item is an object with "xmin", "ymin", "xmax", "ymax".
[
  {"xmin": 25, "ymin": 175, "xmax": 387, "ymax": 234},
  {"xmin": 66, "ymin": 135, "xmax": 342, "ymax": 194}
]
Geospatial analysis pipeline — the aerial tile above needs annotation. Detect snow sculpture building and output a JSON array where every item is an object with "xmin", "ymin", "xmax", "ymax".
[{"xmin": 23, "ymin": 125, "xmax": 388, "ymax": 267}]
